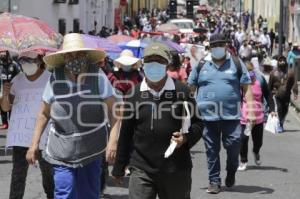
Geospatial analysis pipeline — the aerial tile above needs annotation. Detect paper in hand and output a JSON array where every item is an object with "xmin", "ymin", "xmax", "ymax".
[{"xmin": 164, "ymin": 101, "xmax": 191, "ymax": 158}]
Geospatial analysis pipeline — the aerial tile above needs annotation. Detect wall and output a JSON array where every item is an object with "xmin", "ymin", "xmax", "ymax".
[
  {"xmin": 243, "ymin": 0, "xmax": 280, "ymax": 30},
  {"xmin": 0, "ymin": 0, "xmax": 114, "ymax": 34}
]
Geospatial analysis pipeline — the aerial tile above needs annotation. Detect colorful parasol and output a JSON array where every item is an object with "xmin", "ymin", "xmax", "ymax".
[{"xmin": 0, "ymin": 12, "xmax": 62, "ymax": 54}]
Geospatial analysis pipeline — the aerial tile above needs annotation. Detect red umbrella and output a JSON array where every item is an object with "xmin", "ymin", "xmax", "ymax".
[
  {"xmin": 0, "ymin": 12, "xmax": 62, "ymax": 54},
  {"xmin": 107, "ymin": 35, "xmax": 135, "ymax": 44},
  {"xmin": 156, "ymin": 23, "xmax": 180, "ymax": 34}
]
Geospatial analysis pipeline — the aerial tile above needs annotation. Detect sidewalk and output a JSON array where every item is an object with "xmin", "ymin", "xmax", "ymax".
[{"xmin": 290, "ymin": 82, "xmax": 300, "ymax": 112}]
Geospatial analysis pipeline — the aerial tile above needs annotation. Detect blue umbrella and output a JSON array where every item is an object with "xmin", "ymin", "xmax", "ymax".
[{"xmin": 117, "ymin": 39, "xmax": 148, "ymax": 58}]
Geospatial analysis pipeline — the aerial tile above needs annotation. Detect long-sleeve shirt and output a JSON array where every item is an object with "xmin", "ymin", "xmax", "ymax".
[
  {"xmin": 268, "ymin": 68, "xmax": 298, "ymax": 110},
  {"xmin": 112, "ymin": 79, "xmax": 203, "ymax": 176}
]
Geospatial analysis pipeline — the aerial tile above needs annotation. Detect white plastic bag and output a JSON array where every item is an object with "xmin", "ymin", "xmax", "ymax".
[{"xmin": 264, "ymin": 114, "xmax": 280, "ymax": 134}]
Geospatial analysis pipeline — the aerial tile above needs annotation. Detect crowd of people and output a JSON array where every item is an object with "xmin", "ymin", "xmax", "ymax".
[{"xmin": 0, "ymin": 6, "xmax": 300, "ymax": 199}]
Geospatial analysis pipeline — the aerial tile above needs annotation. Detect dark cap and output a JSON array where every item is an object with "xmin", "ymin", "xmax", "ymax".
[
  {"xmin": 277, "ymin": 55, "xmax": 287, "ymax": 61},
  {"xmin": 209, "ymin": 34, "xmax": 228, "ymax": 45}
]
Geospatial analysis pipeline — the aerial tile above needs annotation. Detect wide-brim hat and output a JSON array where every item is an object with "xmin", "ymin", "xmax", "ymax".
[
  {"xmin": 43, "ymin": 33, "xmax": 105, "ymax": 69},
  {"xmin": 114, "ymin": 49, "xmax": 141, "ymax": 67}
]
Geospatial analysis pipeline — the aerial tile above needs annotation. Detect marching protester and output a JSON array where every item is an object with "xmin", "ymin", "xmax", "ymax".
[
  {"xmin": 112, "ymin": 43, "xmax": 203, "ymax": 199},
  {"xmin": 238, "ymin": 61, "xmax": 270, "ymax": 171},
  {"xmin": 0, "ymin": 51, "xmax": 54, "ymax": 199},
  {"xmin": 268, "ymin": 55, "xmax": 298, "ymax": 133},
  {"xmin": 25, "ymin": 33, "xmax": 120, "ymax": 199},
  {"xmin": 0, "ymin": 51, "xmax": 20, "ymax": 129},
  {"xmin": 188, "ymin": 34, "xmax": 255, "ymax": 194},
  {"xmin": 108, "ymin": 49, "xmax": 143, "ymax": 95},
  {"xmin": 167, "ymin": 52, "xmax": 188, "ymax": 83}
]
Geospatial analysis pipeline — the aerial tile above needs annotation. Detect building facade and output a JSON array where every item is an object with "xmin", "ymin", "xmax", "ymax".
[
  {"xmin": 127, "ymin": 0, "xmax": 169, "ymax": 17},
  {"xmin": 288, "ymin": 0, "xmax": 300, "ymax": 43},
  {"xmin": 0, "ymin": 0, "xmax": 115, "ymax": 35}
]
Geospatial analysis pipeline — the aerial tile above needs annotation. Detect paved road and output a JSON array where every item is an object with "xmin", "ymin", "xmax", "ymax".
[{"xmin": 1, "ymin": 108, "xmax": 300, "ymax": 199}]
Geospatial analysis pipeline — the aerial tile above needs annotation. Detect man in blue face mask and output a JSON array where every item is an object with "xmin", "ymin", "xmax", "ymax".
[
  {"xmin": 112, "ymin": 43, "xmax": 203, "ymax": 199},
  {"xmin": 188, "ymin": 34, "xmax": 256, "ymax": 194}
]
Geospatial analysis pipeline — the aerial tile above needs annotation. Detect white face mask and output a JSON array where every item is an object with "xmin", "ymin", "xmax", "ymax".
[
  {"xmin": 211, "ymin": 47, "xmax": 226, "ymax": 60},
  {"xmin": 22, "ymin": 63, "xmax": 38, "ymax": 76}
]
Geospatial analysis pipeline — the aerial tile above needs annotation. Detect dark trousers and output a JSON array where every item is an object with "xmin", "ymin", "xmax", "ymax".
[
  {"xmin": 276, "ymin": 98, "xmax": 290, "ymax": 128},
  {"xmin": 128, "ymin": 167, "xmax": 191, "ymax": 199},
  {"xmin": 0, "ymin": 108, "xmax": 9, "ymax": 124},
  {"xmin": 240, "ymin": 123, "xmax": 264, "ymax": 163},
  {"xmin": 9, "ymin": 146, "xmax": 54, "ymax": 199}
]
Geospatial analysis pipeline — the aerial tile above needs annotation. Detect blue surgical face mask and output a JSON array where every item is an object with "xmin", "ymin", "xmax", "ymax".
[
  {"xmin": 211, "ymin": 47, "xmax": 226, "ymax": 60},
  {"xmin": 143, "ymin": 62, "xmax": 167, "ymax": 82}
]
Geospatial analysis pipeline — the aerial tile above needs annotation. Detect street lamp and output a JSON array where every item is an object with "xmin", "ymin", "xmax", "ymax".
[
  {"xmin": 251, "ymin": 0, "xmax": 255, "ymax": 28},
  {"xmin": 8, "ymin": 0, "xmax": 11, "ymax": 12}
]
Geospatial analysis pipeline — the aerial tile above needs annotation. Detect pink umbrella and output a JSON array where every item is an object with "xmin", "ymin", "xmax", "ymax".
[
  {"xmin": 0, "ymin": 12, "xmax": 62, "ymax": 54},
  {"xmin": 107, "ymin": 35, "xmax": 135, "ymax": 44}
]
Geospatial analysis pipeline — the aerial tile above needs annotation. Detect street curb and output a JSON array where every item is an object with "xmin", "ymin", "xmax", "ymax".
[{"xmin": 291, "ymin": 99, "xmax": 300, "ymax": 113}]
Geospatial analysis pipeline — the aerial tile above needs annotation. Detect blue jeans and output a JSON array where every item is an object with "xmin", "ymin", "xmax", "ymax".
[
  {"xmin": 53, "ymin": 158, "xmax": 102, "ymax": 199},
  {"xmin": 203, "ymin": 120, "xmax": 241, "ymax": 185}
]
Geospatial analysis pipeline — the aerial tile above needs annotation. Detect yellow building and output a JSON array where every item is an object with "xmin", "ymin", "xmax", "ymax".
[
  {"xmin": 243, "ymin": 0, "xmax": 280, "ymax": 30},
  {"xmin": 128, "ymin": 0, "xmax": 169, "ymax": 16}
]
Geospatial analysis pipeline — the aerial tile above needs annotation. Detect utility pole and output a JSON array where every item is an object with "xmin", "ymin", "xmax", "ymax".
[
  {"xmin": 240, "ymin": 0, "xmax": 242, "ymax": 27},
  {"xmin": 8, "ymin": 0, "xmax": 11, "ymax": 12},
  {"xmin": 251, "ymin": 0, "xmax": 255, "ymax": 28},
  {"xmin": 279, "ymin": 0, "xmax": 284, "ymax": 55}
]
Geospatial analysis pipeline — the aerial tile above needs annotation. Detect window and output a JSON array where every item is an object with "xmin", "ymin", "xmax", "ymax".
[
  {"xmin": 73, "ymin": 19, "xmax": 80, "ymax": 33},
  {"xmin": 58, "ymin": 19, "xmax": 66, "ymax": 35},
  {"xmin": 69, "ymin": 0, "xmax": 79, "ymax": 5},
  {"xmin": 53, "ymin": 0, "xmax": 67, "ymax": 3}
]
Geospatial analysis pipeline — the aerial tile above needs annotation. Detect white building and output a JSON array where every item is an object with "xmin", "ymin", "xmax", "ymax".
[{"xmin": 0, "ymin": 0, "xmax": 115, "ymax": 34}]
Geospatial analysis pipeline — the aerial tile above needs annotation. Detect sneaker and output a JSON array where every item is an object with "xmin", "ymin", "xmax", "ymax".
[
  {"xmin": 0, "ymin": 123, "xmax": 8, "ymax": 129},
  {"xmin": 253, "ymin": 153, "xmax": 261, "ymax": 166},
  {"xmin": 237, "ymin": 162, "xmax": 248, "ymax": 171},
  {"xmin": 225, "ymin": 172, "xmax": 236, "ymax": 187},
  {"xmin": 206, "ymin": 183, "xmax": 221, "ymax": 194}
]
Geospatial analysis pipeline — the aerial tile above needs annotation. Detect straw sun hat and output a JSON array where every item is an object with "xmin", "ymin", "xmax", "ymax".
[
  {"xmin": 43, "ymin": 33, "xmax": 105, "ymax": 69},
  {"xmin": 114, "ymin": 49, "xmax": 141, "ymax": 68}
]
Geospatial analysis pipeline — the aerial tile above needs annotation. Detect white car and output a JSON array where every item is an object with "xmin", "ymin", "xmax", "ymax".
[{"xmin": 169, "ymin": 18, "xmax": 195, "ymax": 34}]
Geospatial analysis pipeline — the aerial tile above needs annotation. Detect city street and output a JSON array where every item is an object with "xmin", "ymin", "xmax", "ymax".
[{"xmin": 0, "ymin": 107, "xmax": 300, "ymax": 199}]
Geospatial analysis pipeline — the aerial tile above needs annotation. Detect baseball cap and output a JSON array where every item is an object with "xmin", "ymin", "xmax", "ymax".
[
  {"xmin": 143, "ymin": 42, "xmax": 171, "ymax": 63},
  {"xmin": 209, "ymin": 33, "xmax": 228, "ymax": 46}
]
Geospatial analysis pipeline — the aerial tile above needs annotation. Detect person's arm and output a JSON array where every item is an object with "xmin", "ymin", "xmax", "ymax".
[
  {"xmin": 26, "ymin": 101, "xmax": 51, "ymax": 165},
  {"xmin": 0, "ymin": 82, "xmax": 14, "ymax": 112},
  {"xmin": 105, "ymin": 95, "xmax": 122, "ymax": 164},
  {"xmin": 187, "ymin": 64, "xmax": 200, "ymax": 93}
]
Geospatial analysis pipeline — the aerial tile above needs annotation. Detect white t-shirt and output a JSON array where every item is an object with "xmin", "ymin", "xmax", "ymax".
[
  {"xmin": 235, "ymin": 31, "xmax": 245, "ymax": 44},
  {"xmin": 6, "ymin": 70, "xmax": 51, "ymax": 149}
]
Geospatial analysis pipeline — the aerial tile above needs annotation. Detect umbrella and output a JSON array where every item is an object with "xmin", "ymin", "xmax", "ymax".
[
  {"xmin": 81, "ymin": 34, "xmax": 122, "ymax": 59},
  {"xmin": 141, "ymin": 36, "xmax": 185, "ymax": 53},
  {"xmin": 107, "ymin": 35, "xmax": 135, "ymax": 44},
  {"xmin": 0, "ymin": 12, "xmax": 62, "ymax": 54},
  {"xmin": 157, "ymin": 23, "xmax": 180, "ymax": 34},
  {"xmin": 118, "ymin": 40, "xmax": 148, "ymax": 58}
]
